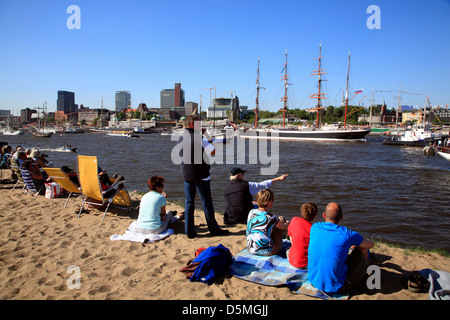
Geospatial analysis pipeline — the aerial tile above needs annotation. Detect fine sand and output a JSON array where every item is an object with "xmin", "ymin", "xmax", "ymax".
[{"xmin": 0, "ymin": 185, "xmax": 449, "ymax": 300}]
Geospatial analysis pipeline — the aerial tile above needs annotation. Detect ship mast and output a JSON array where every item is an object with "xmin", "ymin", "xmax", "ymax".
[
  {"xmin": 309, "ymin": 43, "xmax": 327, "ymax": 126},
  {"xmin": 254, "ymin": 57, "xmax": 261, "ymax": 129},
  {"xmin": 280, "ymin": 49, "xmax": 289, "ymax": 127},
  {"xmin": 344, "ymin": 51, "xmax": 350, "ymax": 128}
]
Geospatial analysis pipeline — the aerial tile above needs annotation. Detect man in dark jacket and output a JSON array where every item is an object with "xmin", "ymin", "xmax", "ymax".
[
  {"xmin": 223, "ymin": 167, "xmax": 288, "ymax": 225},
  {"xmin": 179, "ymin": 115, "xmax": 229, "ymax": 238}
]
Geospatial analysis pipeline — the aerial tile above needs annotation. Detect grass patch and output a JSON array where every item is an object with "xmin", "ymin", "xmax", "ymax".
[{"xmin": 373, "ymin": 238, "xmax": 449, "ymax": 258}]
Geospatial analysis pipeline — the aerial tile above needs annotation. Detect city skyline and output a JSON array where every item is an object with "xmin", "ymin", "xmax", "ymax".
[{"xmin": 0, "ymin": 0, "xmax": 449, "ymax": 114}]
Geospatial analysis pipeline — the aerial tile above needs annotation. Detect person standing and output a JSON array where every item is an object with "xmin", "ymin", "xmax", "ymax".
[{"xmin": 178, "ymin": 115, "xmax": 229, "ymax": 238}]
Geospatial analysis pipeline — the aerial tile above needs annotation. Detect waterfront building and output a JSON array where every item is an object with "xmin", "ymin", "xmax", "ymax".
[
  {"xmin": 56, "ymin": 90, "xmax": 78, "ymax": 123},
  {"xmin": 78, "ymin": 108, "xmax": 104, "ymax": 125},
  {"xmin": 57, "ymin": 91, "xmax": 77, "ymax": 113},
  {"xmin": 207, "ymin": 96, "xmax": 240, "ymax": 121},
  {"xmin": 0, "ymin": 109, "xmax": 11, "ymax": 122},
  {"xmin": 115, "ymin": 91, "xmax": 131, "ymax": 112},
  {"xmin": 160, "ymin": 83, "xmax": 185, "ymax": 120},
  {"xmin": 20, "ymin": 108, "xmax": 35, "ymax": 124},
  {"xmin": 185, "ymin": 101, "xmax": 198, "ymax": 116}
]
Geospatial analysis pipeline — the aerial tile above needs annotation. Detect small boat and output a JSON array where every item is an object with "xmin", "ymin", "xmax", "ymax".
[
  {"xmin": 32, "ymin": 132, "xmax": 53, "ymax": 138},
  {"xmin": 436, "ymin": 147, "xmax": 450, "ymax": 161},
  {"xmin": 383, "ymin": 124, "xmax": 442, "ymax": 147},
  {"xmin": 2, "ymin": 129, "xmax": 24, "ymax": 136},
  {"xmin": 32, "ymin": 104, "xmax": 53, "ymax": 137},
  {"xmin": 206, "ymin": 127, "xmax": 227, "ymax": 143},
  {"xmin": 57, "ymin": 146, "xmax": 77, "ymax": 153},
  {"xmin": 424, "ymin": 145, "xmax": 450, "ymax": 162},
  {"xmin": 107, "ymin": 130, "xmax": 139, "ymax": 138}
]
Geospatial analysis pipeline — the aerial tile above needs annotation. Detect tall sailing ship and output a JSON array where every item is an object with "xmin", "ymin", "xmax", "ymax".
[{"xmin": 241, "ymin": 46, "xmax": 371, "ymax": 142}]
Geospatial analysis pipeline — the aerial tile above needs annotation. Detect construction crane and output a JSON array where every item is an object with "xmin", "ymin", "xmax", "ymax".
[
  {"xmin": 376, "ymin": 85, "xmax": 420, "ymax": 126},
  {"xmin": 221, "ymin": 91, "xmax": 235, "ymax": 98},
  {"xmin": 200, "ymin": 87, "xmax": 216, "ymax": 118}
]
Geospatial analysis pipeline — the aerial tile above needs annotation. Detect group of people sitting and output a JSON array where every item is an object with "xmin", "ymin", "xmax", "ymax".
[
  {"xmin": 222, "ymin": 167, "xmax": 374, "ymax": 295},
  {"xmin": 1, "ymin": 143, "xmax": 120, "ymax": 198},
  {"xmin": 1, "ymin": 143, "xmax": 52, "ymax": 194},
  {"xmin": 135, "ymin": 165, "xmax": 373, "ymax": 295}
]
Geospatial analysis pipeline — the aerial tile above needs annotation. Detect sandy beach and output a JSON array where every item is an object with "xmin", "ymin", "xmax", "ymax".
[{"xmin": 0, "ymin": 184, "xmax": 449, "ymax": 301}]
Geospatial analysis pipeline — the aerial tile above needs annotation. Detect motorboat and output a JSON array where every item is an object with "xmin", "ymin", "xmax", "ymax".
[{"xmin": 383, "ymin": 124, "xmax": 442, "ymax": 147}]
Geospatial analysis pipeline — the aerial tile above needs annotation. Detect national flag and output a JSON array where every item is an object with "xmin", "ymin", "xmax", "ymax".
[{"xmin": 355, "ymin": 89, "xmax": 363, "ymax": 94}]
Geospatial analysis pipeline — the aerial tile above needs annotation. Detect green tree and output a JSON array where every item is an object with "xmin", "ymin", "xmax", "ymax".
[{"xmin": 117, "ymin": 111, "xmax": 125, "ymax": 121}]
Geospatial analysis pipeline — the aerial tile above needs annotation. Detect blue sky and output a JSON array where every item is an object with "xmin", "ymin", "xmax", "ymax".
[{"xmin": 0, "ymin": 0, "xmax": 449, "ymax": 114}]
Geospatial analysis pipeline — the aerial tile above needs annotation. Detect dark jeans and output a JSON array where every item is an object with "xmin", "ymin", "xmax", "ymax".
[
  {"xmin": 339, "ymin": 248, "xmax": 367, "ymax": 293},
  {"xmin": 184, "ymin": 179, "xmax": 221, "ymax": 236}
]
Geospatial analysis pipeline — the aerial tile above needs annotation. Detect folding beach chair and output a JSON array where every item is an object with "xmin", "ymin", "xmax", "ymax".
[
  {"xmin": 18, "ymin": 167, "xmax": 43, "ymax": 197},
  {"xmin": 77, "ymin": 155, "xmax": 132, "ymax": 222},
  {"xmin": 10, "ymin": 160, "xmax": 24, "ymax": 191},
  {"xmin": 43, "ymin": 167, "xmax": 82, "ymax": 209}
]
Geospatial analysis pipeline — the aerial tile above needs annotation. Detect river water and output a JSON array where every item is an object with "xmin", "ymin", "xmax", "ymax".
[{"xmin": 4, "ymin": 131, "xmax": 450, "ymax": 253}]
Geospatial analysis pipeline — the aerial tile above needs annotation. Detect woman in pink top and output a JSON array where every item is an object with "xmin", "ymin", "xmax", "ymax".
[{"xmin": 287, "ymin": 202, "xmax": 317, "ymax": 268}]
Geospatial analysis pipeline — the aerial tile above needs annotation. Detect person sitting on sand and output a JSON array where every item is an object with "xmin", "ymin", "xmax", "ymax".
[
  {"xmin": 21, "ymin": 158, "xmax": 45, "ymax": 194},
  {"xmin": 307, "ymin": 202, "xmax": 374, "ymax": 294},
  {"xmin": 246, "ymin": 189, "xmax": 288, "ymax": 256},
  {"xmin": 287, "ymin": 202, "xmax": 317, "ymax": 268},
  {"xmin": 136, "ymin": 176, "xmax": 183, "ymax": 235},
  {"xmin": 223, "ymin": 167, "xmax": 288, "ymax": 225}
]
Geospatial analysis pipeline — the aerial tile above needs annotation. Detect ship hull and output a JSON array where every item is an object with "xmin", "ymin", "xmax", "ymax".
[{"xmin": 240, "ymin": 128, "xmax": 371, "ymax": 142}]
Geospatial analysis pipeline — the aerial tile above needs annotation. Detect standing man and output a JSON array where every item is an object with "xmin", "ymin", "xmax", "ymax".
[
  {"xmin": 307, "ymin": 202, "xmax": 374, "ymax": 294},
  {"xmin": 178, "ymin": 115, "xmax": 229, "ymax": 238},
  {"xmin": 223, "ymin": 167, "xmax": 288, "ymax": 225}
]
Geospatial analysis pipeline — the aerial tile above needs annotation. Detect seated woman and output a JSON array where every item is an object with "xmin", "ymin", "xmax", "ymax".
[
  {"xmin": 246, "ymin": 189, "xmax": 288, "ymax": 256},
  {"xmin": 21, "ymin": 158, "xmax": 45, "ymax": 194},
  {"xmin": 136, "ymin": 176, "xmax": 183, "ymax": 235}
]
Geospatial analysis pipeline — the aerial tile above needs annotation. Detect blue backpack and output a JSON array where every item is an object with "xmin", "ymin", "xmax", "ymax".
[{"xmin": 181, "ymin": 244, "xmax": 233, "ymax": 285}]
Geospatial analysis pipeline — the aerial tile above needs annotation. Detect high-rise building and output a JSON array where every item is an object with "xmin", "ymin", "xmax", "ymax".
[
  {"xmin": 57, "ymin": 91, "xmax": 76, "ymax": 113},
  {"xmin": 20, "ymin": 108, "xmax": 34, "ymax": 124},
  {"xmin": 115, "ymin": 91, "xmax": 131, "ymax": 112},
  {"xmin": 160, "ymin": 83, "xmax": 185, "ymax": 109}
]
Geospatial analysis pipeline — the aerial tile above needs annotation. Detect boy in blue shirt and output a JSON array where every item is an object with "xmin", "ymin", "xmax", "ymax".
[{"xmin": 308, "ymin": 202, "xmax": 374, "ymax": 294}]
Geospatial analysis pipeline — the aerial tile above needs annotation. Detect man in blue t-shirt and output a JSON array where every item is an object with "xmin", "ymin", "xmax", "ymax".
[{"xmin": 308, "ymin": 202, "xmax": 374, "ymax": 294}]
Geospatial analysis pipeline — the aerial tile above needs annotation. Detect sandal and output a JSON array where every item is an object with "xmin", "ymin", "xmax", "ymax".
[{"xmin": 407, "ymin": 272, "xmax": 430, "ymax": 293}]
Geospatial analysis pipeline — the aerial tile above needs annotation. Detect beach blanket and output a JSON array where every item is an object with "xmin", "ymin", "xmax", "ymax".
[
  {"xmin": 419, "ymin": 269, "xmax": 450, "ymax": 300},
  {"xmin": 110, "ymin": 220, "xmax": 174, "ymax": 243},
  {"xmin": 229, "ymin": 241, "xmax": 349, "ymax": 300}
]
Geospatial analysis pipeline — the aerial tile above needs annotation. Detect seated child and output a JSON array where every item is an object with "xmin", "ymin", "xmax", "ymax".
[
  {"xmin": 246, "ymin": 189, "xmax": 288, "ymax": 256},
  {"xmin": 287, "ymin": 202, "xmax": 317, "ymax": 268}
]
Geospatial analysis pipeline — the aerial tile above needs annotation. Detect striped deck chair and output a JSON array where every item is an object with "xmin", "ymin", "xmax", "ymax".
[
  {"xmin": 77, "ymin": 155, "xmax": 132, "ymax": 222},
  {"xmin": 43, "ymin": 167, "xmax": 82, "ymax": 208},
  {"xmin": 18, "ymin": 167, "xmax": 43, "ymax": 197}
]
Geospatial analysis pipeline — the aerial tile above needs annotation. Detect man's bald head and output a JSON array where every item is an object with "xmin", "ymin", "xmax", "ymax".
[{"xmin": 323, "ymin": 202, "xmax": 343, "ymax": 223}]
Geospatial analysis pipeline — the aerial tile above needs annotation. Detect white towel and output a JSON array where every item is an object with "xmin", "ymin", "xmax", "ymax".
[{"xmin": 110, "ymin": 220, "xmax": 174, "ymax": 243}]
